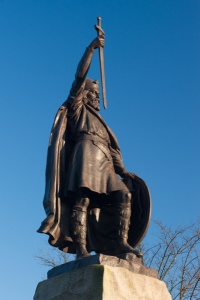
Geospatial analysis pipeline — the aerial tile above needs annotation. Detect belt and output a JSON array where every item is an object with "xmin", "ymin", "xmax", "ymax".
[{"xmin": 77, "ymin": 134, "xmax": 110, "ymax": 148}]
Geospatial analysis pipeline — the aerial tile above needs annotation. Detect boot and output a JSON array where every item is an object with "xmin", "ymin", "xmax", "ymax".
[
  {"xmin": 70, "ymin": 197, "xmax": 91, "ymax": 260},
  {"xmin": 114, "ymin": 192, "xmax": 143, "ymax": 258}
]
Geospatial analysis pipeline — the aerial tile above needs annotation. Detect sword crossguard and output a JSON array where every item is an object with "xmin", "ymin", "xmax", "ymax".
[{"xmin": 95, "ymin": 25, "xmax": 105, "ymax": 36}]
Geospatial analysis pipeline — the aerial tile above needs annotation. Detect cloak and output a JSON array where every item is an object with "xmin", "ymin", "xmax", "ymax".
[{"xmin": 37, "ymin": 100, "xmax": 151, "ymax": 253}]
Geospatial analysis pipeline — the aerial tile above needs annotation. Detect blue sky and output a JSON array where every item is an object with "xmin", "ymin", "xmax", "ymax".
[{"xmin": 0, "ymin": 0, "xmax": 199, "ymax": 299}]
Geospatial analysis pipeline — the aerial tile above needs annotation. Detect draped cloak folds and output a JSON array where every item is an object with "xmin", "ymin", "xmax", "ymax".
[{"xmin": 37, "ymin": 95, "xmax": 131, "ymax": 253}]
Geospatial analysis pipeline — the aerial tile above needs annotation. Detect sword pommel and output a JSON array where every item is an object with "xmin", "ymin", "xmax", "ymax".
[{"xmin": 97, "ymin": 16, "xmax": 102, "ymax": 25}]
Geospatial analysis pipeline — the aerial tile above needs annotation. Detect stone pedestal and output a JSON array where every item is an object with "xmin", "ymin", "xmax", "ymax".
[{"xmin": 34, "ymin": 254, "xmax": 172, "ymax": 300}]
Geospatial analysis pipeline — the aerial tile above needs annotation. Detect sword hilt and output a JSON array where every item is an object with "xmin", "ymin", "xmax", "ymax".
[{"xmin": 95, "ymin": 16, "xmax": 105, "ymax": 36}]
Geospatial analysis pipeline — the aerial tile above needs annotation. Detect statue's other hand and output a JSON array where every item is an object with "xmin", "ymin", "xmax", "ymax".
[{"xmin": 89, "ymin": 35, "xmax": 105, "ymax": 49}]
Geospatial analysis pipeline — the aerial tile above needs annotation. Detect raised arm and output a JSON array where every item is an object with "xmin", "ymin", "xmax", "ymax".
[{"xmin": 69, "ymin": 36, "xmax": 105, "ymax": 98}]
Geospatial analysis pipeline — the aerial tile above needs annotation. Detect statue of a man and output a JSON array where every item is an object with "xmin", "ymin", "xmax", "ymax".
[{"xmin": 38, "ymin": 35, "xmax": 145, "ymax": 260}]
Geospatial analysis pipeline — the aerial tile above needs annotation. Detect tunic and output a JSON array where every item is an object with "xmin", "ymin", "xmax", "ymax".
[{"xmin": 65, "ymin": 87, "xmax": 129, "ymax": 195}]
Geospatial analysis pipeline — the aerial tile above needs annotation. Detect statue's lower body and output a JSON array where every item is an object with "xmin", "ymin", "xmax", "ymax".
[{"xmin": 70, "ymin": 189, "xmax": 142, "ymax": 259}]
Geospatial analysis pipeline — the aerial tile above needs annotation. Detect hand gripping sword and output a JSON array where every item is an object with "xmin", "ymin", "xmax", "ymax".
[{"xmin": 95, "ymin": 17, "xmax": 107, "ymax": 109}]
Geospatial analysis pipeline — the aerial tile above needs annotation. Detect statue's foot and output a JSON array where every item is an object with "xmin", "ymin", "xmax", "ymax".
[
  {"xmin": 115, "ymin": 243, "xmax": 143, "ymax": 258},
  {"xmin": 130, "ymin": 249, "xmax": 143, "ymax": 258},
  {"xmin": 76, "ymin": 248, "xmax": 91, "ymax": 260}
]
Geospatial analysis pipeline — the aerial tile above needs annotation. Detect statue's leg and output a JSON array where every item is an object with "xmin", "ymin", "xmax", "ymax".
[
  {"xmin": 113, "ymin": 190, "xmax": 143, "ymax": 258},
  {"xmin": 70, "ymin": 197, "xmax": 90, "ymax": 260}
]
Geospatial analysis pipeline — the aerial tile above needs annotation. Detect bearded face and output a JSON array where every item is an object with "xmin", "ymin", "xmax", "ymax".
[
  {"xmin": 87, "ymin": 88, "xmax": 100, "ymax": 111},
  {"xmin": 83, "ymin": 79, "xmax": 100, "ymax": 111}
]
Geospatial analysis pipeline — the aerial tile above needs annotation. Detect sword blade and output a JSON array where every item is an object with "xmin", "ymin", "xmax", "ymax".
[
  {"xmin": 99, "ymin": 47, "xmax": 107, "ymax": 109},
  {"xmin": 95, "ymin": 16, "xmax": 107, "ymax": 109}
]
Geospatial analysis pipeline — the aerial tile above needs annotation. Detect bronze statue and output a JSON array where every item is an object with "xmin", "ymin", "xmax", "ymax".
[{"xmin": 38, "ymin": 19, "xmax": 151, "ymax": 260}]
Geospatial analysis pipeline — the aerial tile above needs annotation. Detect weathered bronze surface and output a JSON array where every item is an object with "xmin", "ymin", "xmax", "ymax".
[{"xmin": 38, "ymin": 18, "xmax": 151, "ymax": 260}]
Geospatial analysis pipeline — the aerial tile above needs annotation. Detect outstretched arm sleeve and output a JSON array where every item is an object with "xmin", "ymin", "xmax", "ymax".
[{"xmin": 69, "ymin": 46, "xmax": 95, "ymax": 99}]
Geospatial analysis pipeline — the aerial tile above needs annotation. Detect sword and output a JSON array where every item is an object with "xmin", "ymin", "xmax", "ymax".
[{"xmin": 95, "ymin": 17, "xmax": 107, "ymax": 109}]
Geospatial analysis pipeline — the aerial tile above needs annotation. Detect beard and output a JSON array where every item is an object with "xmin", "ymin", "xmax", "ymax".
[{"xmin": 88, "ymin": 98, "xmax": 100, "ymax": 111}]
